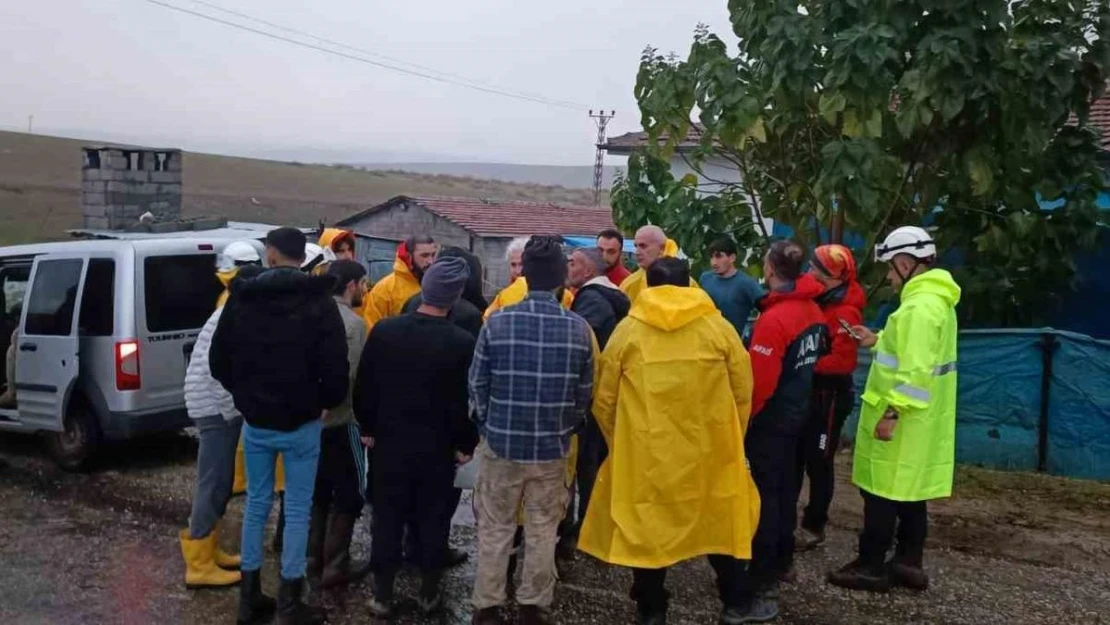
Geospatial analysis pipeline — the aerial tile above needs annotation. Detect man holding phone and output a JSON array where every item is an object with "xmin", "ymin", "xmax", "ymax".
[
  {"xmin": 793, "ymin": 245, "xmax": 867, "ymax": 556},
  {"xmin": 827, "ymin": 226, "xmax": 960, "ymax": 594}
]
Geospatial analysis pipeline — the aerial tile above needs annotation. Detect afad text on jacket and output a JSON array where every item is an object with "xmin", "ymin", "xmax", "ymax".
[{"xmin": 748, "ymin": 274, "xmax": 828, "ymax": 436}]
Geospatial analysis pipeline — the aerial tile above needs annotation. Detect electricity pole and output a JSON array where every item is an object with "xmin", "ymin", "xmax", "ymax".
[
  {"xmin": 589, "ymin": 109, "xmax": 615, "ymax": 206},
  {"xmin": 28, "ymin": 115, "xmax": 34, "ymax": 134}
]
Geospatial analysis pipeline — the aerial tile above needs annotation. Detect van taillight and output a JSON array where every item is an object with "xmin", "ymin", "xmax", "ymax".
[{"xmin": 116, "ymin": 340, "xmax": 141, "ymax": 391}]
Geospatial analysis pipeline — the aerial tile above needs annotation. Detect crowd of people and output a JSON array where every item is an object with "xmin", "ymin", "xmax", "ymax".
[{"xmin": 178, "ymin": 220, "xmax": 960, "ymax": 625}]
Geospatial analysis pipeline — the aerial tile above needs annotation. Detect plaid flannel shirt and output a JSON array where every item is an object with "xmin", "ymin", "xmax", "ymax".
[{"xmin": 468, "ymin": 292, "xmax": 595, "ymax": 462}]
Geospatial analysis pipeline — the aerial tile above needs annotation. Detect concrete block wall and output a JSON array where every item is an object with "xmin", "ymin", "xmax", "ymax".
[{"xmin": 81, "ymin": 147, "xmax": 183, "ymax": 229}]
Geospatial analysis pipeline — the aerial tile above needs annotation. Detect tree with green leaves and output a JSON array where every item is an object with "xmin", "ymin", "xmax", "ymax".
[{"xmin": 612, "ymin": 0, "xmax": 1110, "ymax": 326}]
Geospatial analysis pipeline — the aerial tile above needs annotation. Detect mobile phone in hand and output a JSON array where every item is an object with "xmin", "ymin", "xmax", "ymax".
[{"xmin": 838, "ymin": 318, "xmax": 863, "ymax": 341}]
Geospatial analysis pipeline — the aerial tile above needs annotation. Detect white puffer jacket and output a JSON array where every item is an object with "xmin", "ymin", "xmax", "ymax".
[{"xmin": 184, "ymin": 307, "xmax": 240, "ymax": 421}]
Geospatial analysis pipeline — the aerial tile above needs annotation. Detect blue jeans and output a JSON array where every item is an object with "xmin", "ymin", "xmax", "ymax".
[
  {"xmin": 188, "ymin": 415, "xmax": 243, "ymax": 539},
  {"xmin": 241, "ymin": 419, "xmax": 322, "ymax": 578}
]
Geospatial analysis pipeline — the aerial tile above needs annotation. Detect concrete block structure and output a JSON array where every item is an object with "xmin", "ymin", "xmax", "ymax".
[{"xmin": 81, "ymin": 146, "xmax": 183, "ymax": 229}]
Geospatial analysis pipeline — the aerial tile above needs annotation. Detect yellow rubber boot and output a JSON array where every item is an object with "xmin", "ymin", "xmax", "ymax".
[
  {"xmin": 179, "ymin": 529, "xmax": 241, "ymax": 589},
  {"xmin": 211, "ymin": 523, "xmax": 241, "ymax": 570}
]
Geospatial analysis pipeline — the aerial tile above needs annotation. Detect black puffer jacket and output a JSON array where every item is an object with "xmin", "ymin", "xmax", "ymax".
[
  {"xmin": 210, "ymin": 267, "xmax": 349, "ymax": 431},
  {"xmin": 571, "ymin": 282, "xmax": 631, "ymax": 349}
]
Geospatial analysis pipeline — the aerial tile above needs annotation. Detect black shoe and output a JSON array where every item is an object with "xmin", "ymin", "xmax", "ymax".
[
  {"xmin": 635, "ymin": 604, "xmax": 667, "ymax": 625},
  {"xmin": 276, "ymin": 576, "xmax": 326, "ymax": 625},
  {"xmin": 720, "ymin": 597, "xmax": 779, "ymax": 624},
  {"xmin": 827, "ymin": 559, "xmax": 890, "ymax": 593},
  {"xmin": 794, "ymin": 527, "xmax": 826, "ymax": 552},
  {"xmin": 472, "ymin": 607, "xmax": 506, "ymax": 625},
  {"xmin": 236, "ymin": 569, "xmax": 276, "ymax": 625},
  {"xmin": 518, "ymin": 605, "xmax": 554, "ymax": 625},
  {"xmin": 369, "ymin": 596, "xmax": 394, "ymax": 619},
  {"xmin": 320, "ymin": 513, "xmax": 371, "ymax": 589},
  {"xmin": 370, "ymin": 573, "xmax": 395, "ymax": 617},
  {"xmin": 444, "ymin": 545, "xmax": 469, "ymax": 568},
  {"xmin": 418, "ymin": 569, "xmax": 444, "ymax": 614},
  {"xmin": 888, "ymin": 560, "xmax": 930, "ymax": 591}
]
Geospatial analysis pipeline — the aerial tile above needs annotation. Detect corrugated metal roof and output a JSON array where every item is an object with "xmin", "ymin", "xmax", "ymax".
[{"xmin": 66, "ymin": 221, "xmax": 304, "ymax": 240}]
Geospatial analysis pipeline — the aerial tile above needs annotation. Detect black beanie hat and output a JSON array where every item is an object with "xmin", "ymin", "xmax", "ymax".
[{"xmin": 522, "ymin": 236, "xmax": 567, "ymax": 292}]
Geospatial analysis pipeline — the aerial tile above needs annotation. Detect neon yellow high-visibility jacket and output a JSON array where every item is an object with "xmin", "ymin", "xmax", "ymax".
[{"xmin": 852, "ymin": 268, "xmax": 961, "ymax": 502}]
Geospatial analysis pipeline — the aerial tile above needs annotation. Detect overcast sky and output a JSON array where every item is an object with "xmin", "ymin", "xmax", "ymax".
[{"xmin": 0, "ymin": 0, "xmax": 734, "ymax": 165}]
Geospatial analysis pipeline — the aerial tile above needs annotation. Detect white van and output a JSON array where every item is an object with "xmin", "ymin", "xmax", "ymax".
[{"xmin": 0, "ymin": 238, "xmax": 256, "ymax": 470}]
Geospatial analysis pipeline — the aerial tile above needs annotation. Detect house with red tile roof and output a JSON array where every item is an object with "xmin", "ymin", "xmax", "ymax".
[{"xmin": 336, "ymin": 195, "xmax": 617, "ymax": 295}]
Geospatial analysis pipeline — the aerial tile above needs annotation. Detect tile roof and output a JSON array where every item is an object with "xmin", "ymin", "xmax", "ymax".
[
  {"xmin": 338, "ymin": 195, "xmax": 617, "ymax": 238},
  {"xmin": 602, "ymin": 124, "xmax": 705, "ymax": 154},
  {"xmin": 1084, "ymin": 95, "xmax": 1110, "ymax": 149}
]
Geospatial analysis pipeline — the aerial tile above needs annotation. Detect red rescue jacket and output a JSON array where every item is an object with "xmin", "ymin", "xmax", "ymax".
[{"xmin": 748, "ymin": 274, "xmax": 827, "ymax": 435}]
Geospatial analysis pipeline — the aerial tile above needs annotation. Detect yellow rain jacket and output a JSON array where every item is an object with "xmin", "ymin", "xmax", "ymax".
[
  {"xmin": 319, "ymin": 227, "xmax": 377, "ymax": 322},
  {"xmin": 318, "ymin": 228, "xmax": 355, "ymax": 253},
  {"xmin": 483, "ymin": 277, "xmax": 574, "ymax": 320},
  {"xmin": 364, "ymin": 254, "xmax": 422, "ymax": 329},
  {"xmin": 578, "ymin": 285, "xmax": 760, "ymax": 568},
  {"xmin": 620, "ymin": 239, "xmax": 698, "ymax": 304}
]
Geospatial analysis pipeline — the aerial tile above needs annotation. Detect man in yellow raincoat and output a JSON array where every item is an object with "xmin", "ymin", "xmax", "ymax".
[
  {"xmin": 619, "ymin": 225, "xmax": 697, "ymax": 304},
  {"xmin": 828, "ymin": 226, "xmax": 960, "ymax": 594},
  {"xmin": 579, "ymin": 257, "xmax": 761, "ymax": 625},
  {"xmin": 485, "ymin": 237, "xmax": 573, "ymax": 319},
  {"xmin": 364, "ymin": 236, "xmax": 437, "ymax": 329}
]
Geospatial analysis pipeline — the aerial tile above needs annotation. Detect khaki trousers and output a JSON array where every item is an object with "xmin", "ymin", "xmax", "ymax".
[{"xmin": 472, "ymin": 441, "xmax": 569, "ymax": 610}]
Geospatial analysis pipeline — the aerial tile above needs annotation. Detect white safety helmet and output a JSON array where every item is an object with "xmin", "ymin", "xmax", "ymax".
[
  {"xmin": 875, "ymin": 226, "xmax": 936, "ymax": 263},
  {"xmin": 216, "ymin": 240, "xmax": 262, "ymax": 271},
  {"xmin": 301, "ymin": 243, "xmax": 324, "ymax": 269}
]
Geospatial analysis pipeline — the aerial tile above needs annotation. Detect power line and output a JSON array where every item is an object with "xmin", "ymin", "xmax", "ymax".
[
  {"xmin": 186, "ymin": 0, "xmax": 588, "ymax": 109},
  {"xmin": 142, "ymin": 0, "xmax": 592, "ymax": 111}
]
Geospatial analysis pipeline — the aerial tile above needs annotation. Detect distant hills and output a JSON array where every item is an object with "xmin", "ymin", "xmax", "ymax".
[
  {"xmin": 357, "ymin": 162, "xmax": 622, "ymax": 189},
  {"xmin": 0, "ymin": 131, "xmax": 609, "ymax": 245}
]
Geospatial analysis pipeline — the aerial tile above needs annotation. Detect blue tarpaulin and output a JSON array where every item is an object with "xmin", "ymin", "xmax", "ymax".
[
  {"xmin": 561, "ymin": 235, "xmax": 635, "ymax": 254},
  {"xmin": 845, "ymin": 329, "xmax": 1110, "ymax": 481}
]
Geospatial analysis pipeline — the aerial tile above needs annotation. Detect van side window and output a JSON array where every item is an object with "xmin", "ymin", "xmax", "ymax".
[
  {"xmin": 144, "ymin": 255, "xmax": 222, "ymax": 332},
  {"xmin": 79, "ymin": 259, "xmax": 115, "ymax": 336},
  {"xmin": 24, "ymin": 259, "xmax": 84, "ymax": 336}
]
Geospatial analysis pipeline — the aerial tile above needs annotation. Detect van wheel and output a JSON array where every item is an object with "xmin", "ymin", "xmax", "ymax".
[{"xmin": 46, "ymin": 401, "xmax": 100, "ymax": 472}]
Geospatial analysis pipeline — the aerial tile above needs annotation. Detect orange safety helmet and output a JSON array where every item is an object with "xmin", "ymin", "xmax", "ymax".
[{"xmin": 812, "ymin": 244, "xmax": 857, "ymax": 281}]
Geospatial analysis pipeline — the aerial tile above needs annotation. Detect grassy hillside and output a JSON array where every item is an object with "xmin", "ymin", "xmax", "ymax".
[{"xmin": 0, "ymin": 131, "xmax": 607, "ymax": 245}]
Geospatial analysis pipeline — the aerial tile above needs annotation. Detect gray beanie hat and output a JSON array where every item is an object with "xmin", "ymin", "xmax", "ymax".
[{"xmin": 421, "ymin": 256, "xmax": 470, "ymax": 309}]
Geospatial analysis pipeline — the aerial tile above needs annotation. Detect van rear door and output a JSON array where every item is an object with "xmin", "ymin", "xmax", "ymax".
[
  {"xmin": 137, "ymin": 251, "xmax": 222, "ymax": 407},
  {"xmin": 16, "ymin": 254, "xmax": 89, "ymax": 432}
]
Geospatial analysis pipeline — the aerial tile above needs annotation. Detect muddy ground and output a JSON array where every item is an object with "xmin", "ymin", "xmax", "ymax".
[{"xmin": 1, "ymin": 432, "xmax": 1108, "ymax": 625}]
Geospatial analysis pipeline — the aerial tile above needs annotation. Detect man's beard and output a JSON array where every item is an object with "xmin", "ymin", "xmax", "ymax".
[
  {"xmin": 412, "ymin": 264, "xmax": 426, "ymax": 281},
  {"xmin": 352, "ymin": 293, "xmax": 364, "ymax": 309}
]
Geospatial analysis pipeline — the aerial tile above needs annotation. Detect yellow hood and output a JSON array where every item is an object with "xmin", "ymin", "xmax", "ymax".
[
  {"xmin": 663, "ymin": 238, "xmax": 679, "ymax": 257},
  {"xmin": 629, "ymin": 285, "xmax": 718, "ymax": 332},
  {"xmin": 215, "ymin": 268, "xmax": 239, "ymax": 308},
  {"xmin": 318, "ymin": 228, "xmax": 355, "ymax": 251}
]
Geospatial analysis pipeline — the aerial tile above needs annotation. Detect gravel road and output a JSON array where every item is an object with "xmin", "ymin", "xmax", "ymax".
[{"xmin": 1, "ymin": 432, "xmax": 1107, "ymax": 625}]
